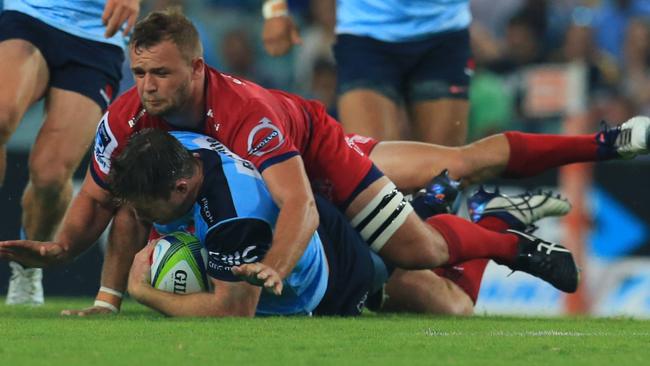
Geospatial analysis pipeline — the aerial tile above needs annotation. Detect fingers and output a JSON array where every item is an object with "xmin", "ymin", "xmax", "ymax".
[
  {"xmin": 61, "ymin": 306, "xmax": 114, "ymax": 317},
  {"xmin": 102, "ymin": 0, "xmax": 140, "ymax": 38},
  {"xmin": 123, "ymin": 12, "xmax": 137, "ymax": 36},
  {"xmin": 104, "ymin": 5, "xmax": 126, "ymax": 38},
  {"xmin": 263, "ymin": 275, "xmax": 283, "ymax": 296},
  {"xmin": 232, "ymin": 263, "xmax": 283, "ymax": 295},
  {"xmin": 101, "ymin": 0, "xmax": 116, "ymax": 25}
]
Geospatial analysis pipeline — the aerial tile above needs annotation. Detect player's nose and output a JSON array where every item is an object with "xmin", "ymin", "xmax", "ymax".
[{"xmin": 143, "ymin": 73, "xmax": 158, "ymax": 92}]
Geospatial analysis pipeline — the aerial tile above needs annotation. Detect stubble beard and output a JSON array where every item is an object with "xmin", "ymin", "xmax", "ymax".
[{"xmin": 143, "ymin": 79, "xmax": 192, "ymax": 118}]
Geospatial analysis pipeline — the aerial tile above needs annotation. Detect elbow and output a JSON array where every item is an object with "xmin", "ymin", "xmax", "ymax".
[{"xmin": 306, "ymin": 196, "xmax": 319, "ymax": 232}]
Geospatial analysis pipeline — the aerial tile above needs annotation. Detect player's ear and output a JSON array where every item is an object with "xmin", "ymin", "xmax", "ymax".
[
  {"xmin": 175, "ymin": 180, "xmax": 189, "ymax": 194},
  {"xmin": 191, "ymin": 57, "xmax": 204, "ymax": 78}
]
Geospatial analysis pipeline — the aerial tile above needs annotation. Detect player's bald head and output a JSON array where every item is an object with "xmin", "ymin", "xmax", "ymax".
[{"xmin": 130, "ymin": 7, "xmax": 203, "ymax": 64}]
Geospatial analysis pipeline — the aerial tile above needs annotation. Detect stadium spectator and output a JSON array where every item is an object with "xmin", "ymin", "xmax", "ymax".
[
  {"xmin": 592, "ymin": 0, "xmax": 650, "ymax": 65},
  {"xmin": 622, "ymin": 17, "xmax": 650, "ymax": 116},
  {"xmin": 291, "ymin": 0, "xmax": 336, "ymax": 94},
  {"xmin": 220, "ymin": 27, "xmax": 276, "ymax": 88},
  {"xmin": 0, "ymin": 0, "xmax": 139, "ymax": 305}
]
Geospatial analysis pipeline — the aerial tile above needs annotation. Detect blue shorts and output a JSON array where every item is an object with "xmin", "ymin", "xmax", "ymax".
[
  {"xmin": 0, "ymin": 10, "xmax": 124, "ymax": 110},
  {"xmin": 334, "ymin": 29, "xmax": 472, "ymax": 104},
  {"xmin": 312, "ymin": 195, "xmax": 388, "ymax": 316}
]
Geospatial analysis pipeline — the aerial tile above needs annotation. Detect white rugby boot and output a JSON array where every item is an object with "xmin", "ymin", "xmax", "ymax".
[
  {"xmin": 597, "ymin": 116, "xmax": 650, "ymax": 159},
  {"xmin": 6, "ymin": 261, "xmax": 44, "ymax": 305},
  {"xmin": 467, "ymin": 187, "xmax": 571, "ymax": 232}
]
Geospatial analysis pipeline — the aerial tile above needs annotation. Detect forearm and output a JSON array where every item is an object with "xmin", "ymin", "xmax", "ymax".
[
  {"xmin": 54, "ymin": 190, "xmax": 116, "ymax": 261},
  {"xmin": 96, "ymin": 207, "xmax": 150, "ymax": 310},
  {"xmin": 133, "ymin": 286, "xmax": 257, "ymax": 317},
  {"xmin": 262, "ymin": 196, "xmax": 319, "ymax": 279}
]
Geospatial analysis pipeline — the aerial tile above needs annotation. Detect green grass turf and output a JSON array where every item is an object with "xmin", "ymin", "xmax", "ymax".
[{"xmin": 1, "ymin": 298, "xmax": 649, "ymax": 366}]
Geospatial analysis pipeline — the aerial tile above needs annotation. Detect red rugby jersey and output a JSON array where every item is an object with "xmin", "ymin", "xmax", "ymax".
[{"xmin": 91, "ymin": 66, "xmax": 312, "ymax": 188}]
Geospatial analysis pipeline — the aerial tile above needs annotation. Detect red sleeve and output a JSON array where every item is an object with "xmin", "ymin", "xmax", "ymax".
[
  {"xmin": 90, "ymin": 109, "xmax": 129, "ymax": 189},
  {"xmin": 345, "ymin": 134, "xmax": 380, "ymax": 156},
  {"xmin": 228, "ymin": 98, "xmax": 300, "ymax": 173}
]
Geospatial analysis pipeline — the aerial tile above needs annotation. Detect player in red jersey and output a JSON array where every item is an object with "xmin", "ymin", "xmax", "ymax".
[{"xmin": 2, "ymin": 9, "xmax": 650, "ymax": 315}]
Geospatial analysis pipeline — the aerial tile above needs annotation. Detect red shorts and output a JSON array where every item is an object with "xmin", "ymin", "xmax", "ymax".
[{"xmin": 300, "ymin": 101, "xmax": 382, "ymax": 207}]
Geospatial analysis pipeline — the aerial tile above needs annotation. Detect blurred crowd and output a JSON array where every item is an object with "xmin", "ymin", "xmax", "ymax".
[{"xmin": 57, "ymin": 0, "xmax": 650, "ymax": 141}]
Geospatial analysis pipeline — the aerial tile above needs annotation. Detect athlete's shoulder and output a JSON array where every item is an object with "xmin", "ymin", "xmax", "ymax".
[{"xmin": 105, "ymin": 87, "xmax": 145, "ymax": 125}]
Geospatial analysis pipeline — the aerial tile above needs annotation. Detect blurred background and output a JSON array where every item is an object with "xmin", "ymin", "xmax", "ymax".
[{"xmin": 1, "ymin": 0, "xmax": 650, "ymax": 316}]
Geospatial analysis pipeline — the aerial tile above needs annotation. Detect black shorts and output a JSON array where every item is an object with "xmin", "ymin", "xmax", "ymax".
[
  {"xmin": 312, "ymin": 195, "xmax": 389, "ymax": 316},
  {"xmin": 0, "ymin": 10, "xmax": 124, "ymax": 110},
  {"xmin": 334, "ymin": 29, "xmax": 472, "ymax": 104}
]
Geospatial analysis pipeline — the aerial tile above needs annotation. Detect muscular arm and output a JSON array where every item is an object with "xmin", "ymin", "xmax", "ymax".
[
  {"xmin": 55, "ymin": 170, "xmax": 118, "ymax": 260},
  {"xmin": 133, "ymin": 280, "xmax": 260, "ymax": 317},
  {"xmin": 128, "ymin": 243, "xmax": 260, "ymax": 317},
  {"xmin": 259, "ymin": 156, "xmax": 319, "ymax": 280}
]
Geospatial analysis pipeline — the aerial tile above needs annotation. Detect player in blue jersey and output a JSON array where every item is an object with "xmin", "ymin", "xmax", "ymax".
[
  {"xmin": 262, "ymin": 0, "xmax": 472, "ymax": 145},
  {"xmin": 0, "ymin": 0, "xmax": 140, "ymax": 305},
  {"xmin": 112, "ymin": 129, "xmax": 384, "ymax": 316}
]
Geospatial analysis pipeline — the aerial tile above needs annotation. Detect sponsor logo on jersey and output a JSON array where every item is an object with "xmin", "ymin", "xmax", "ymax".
[
  {"xmin": 93, "ymin": 113, "xmax": 118, "ymax": 174},
  {"xmin": 247, "ymin": 117, "xmax": 285, "ymax": 157},
  {"xmin": 128, "ymin": 109, "xmax": 146, "ymax": 128},
  {"xmin": 207, "ymin": 246, "xmax": 260, "ymax": 273},
  {"xmin": 344, "ymin": 135, "xmax": 366, "ymax": 156},
  {"xmin": 199, "ymin": 197, "xmax": 215, "ymax": 225}
]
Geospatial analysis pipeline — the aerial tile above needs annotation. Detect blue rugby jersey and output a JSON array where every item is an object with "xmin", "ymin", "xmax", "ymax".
[
  {"xmin": 157, "ymin": 131, "xmax": 328, "ymax": 316},
  {"xmin": 336, "ymin": 0, "xmax": 471, "ymax": 42},
  {"xmin": 4, "ymin": 0, "xmax": 125, "ymax": 48}
]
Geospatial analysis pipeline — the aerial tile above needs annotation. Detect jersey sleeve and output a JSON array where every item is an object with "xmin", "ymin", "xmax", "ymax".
[
  {"xmin": 204, "ymin": 218, "xmax": 273, "ymax": 282},
  {"xmin": 229, "ymin": 99, "xmax": 300, "ymax": 173},
  {"xmin": 90, "ymin": 110, "xmax": 127, "ymax": 190}
]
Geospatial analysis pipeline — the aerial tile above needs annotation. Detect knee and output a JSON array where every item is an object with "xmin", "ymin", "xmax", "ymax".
[
  {"xmin": 28, "ymin": 156, "xmax": 75, "ymax": 194},
  {"xmin": 386, "ymin": 234, "xmax": 449, "ymax": 269},
  {"xmin": 443, "ymin": 295, "xmax": 474, "ymax": 316},
  {"xmin": 0, "ymin": 106, "xmax": 22, "ymax": 143},
  {"xmin": 447, "ymin": 147, "xmax": 472, "ymax": 180}
]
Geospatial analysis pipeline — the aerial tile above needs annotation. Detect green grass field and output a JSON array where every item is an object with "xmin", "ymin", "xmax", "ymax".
[{"xmin": 2, "ymin": 298, "xmax": 649, "ymax": 366}]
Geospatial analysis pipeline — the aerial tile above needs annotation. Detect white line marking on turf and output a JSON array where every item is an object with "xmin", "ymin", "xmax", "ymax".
[{"xmin": 422, "ymin": 329, "xmax": 650, "ymax": 337}]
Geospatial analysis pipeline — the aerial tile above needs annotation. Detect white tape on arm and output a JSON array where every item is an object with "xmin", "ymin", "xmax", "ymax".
[
  {"xmin": 99, "ymin": 286, "xmax": 123, "ymax": 298},
  {"xmin": 93, "ymin": 300, "xmax": 119, "ymax": 314}
]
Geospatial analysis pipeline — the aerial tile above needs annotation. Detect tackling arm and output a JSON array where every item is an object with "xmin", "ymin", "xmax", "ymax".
[{"xmin": 261, "ymin": 157, "xmax": 318, "ymax": 276}]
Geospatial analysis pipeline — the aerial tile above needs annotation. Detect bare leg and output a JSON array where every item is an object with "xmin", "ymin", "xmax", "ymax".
[
  {"xmin": 409, "ymin": 99, "xmax": 469, "ymax": 146},
  {"xmin": 381, "ymin": 269, "xmax": 473, "ymax": 315},
  {"xmin": 368, "ymin": 134, "xmax": 511, "ymax": 191},
  {"xmin": 22, "ymin": 88, "xmax": 102, "ymax": 241},
  {"xmin": 338, "ymin": 89, "xmax": 401, "ymax": 140},
  {"xmin": 346, "ymin": 176, "xmax": 450, "ymax": 269},
  {"xmin": 0, "ymin": 39, "xmax": 49, "ymax": 185}
]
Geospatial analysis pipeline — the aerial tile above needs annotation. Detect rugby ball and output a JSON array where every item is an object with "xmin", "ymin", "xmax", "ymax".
[{"xmin": 150, "ymin": 231, "xmax": 210, "ymax": 294}]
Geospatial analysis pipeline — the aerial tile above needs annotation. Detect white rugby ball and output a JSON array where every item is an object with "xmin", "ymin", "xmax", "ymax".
[{"xmin": 150, "ymin": 231, "xmax": 210, "ymax": 294}]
